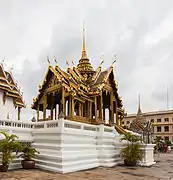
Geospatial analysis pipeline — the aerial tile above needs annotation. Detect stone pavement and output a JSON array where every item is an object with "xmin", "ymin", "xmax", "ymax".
[{"xmin": 1, "ymin": 153, "xmax": 173, "ymax": 180}]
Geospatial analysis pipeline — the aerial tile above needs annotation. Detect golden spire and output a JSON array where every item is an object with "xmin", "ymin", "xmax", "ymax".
[
  {"xmin": 137, "ymin": 94, "xmax": 142, "ymax": 114},
  {"xmin": 81, "ymin": 22, "xmax": 87, "ymax": 59}
]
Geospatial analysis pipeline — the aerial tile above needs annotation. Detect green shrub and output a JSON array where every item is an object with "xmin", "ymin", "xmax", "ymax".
[
  {"xmin": 120, "ymin": 133, "xmax": 143, "ymax": 165},
  {"xmin": 0, "ymin": 131, "xmax": 22, "ymax": 166}
]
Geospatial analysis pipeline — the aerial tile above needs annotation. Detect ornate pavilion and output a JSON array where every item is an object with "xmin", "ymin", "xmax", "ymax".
[{"xmin": 32, "ymin": 27, "xmax": 125, "ymax": 128}]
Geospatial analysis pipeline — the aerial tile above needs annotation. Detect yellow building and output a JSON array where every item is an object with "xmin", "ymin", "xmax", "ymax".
[{"xmin": 123, "ymin": 104, "xmax": 173, "ymax": 142}]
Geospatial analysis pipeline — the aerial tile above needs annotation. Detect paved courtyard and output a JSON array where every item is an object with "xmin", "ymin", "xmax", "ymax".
[{"xmin": 1, "ymin": 153, "xmax": 173, "ymax": 180}]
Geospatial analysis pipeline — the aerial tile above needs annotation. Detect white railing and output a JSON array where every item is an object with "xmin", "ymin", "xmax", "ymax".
[
  {"xmin": 0, "ymin": 120, "xmax": 33, "ymax": 128},
  {"xmin": 33, "ymin": 121, "xmax": 59, "ymax": 129},
  {"xmin": 64, "ymin": 119, "xmax": 99, "ymax": 132},
  {"xmin": 0, "ymin": 119, "xmax": 113, "ymax": 133},
  {"xmin": 104, "ymin": 126, "xmax": 114, "ymax": 133}
]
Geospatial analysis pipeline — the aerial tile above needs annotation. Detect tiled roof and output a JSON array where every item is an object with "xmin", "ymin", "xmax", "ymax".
[
  {"xmin": 32, "ymin": 64, "xmax": 123, "ymax": 111},
  {"xmin": 0, "ymin": 64, "xmax": 25, "ymax": 108},
  {"xmin": 94, "ymin": 70, "xmax": 108, "ymax": 84}
]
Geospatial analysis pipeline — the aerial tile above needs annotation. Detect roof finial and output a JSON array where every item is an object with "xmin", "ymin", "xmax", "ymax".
[
  {"xmin": 112, "ymin": 55, "xmax": 116, "ymax": 66},
  {"xmin": 54, "ymin": 56, "xmax": 57, "ymax": 65},
  {"xmin": 81, "ymin": 22, "xmax": 87, "ymax": 59},
  {"xmin": 66, "ymin": 58, "xmax": 69, "ymax": 67},
  {"xmin": 72, "ymin": 60, "xmax": 75, "ymax": 67},
  {"xmin": 137, "ymin": 94, "xmax": 142, "ymax": 114},
  {"xmin": 100, "ymin": 54, "xmax": 104, "ymax": 66},
  {"xmin": 47, "ymin": 55, "xmax": 50, "ymax": 65},
  {"xmin": 1, "ymin": 56, "xmax": 5, "ymax": 65},
  {"xmin": 10, "ymin": 64, "xmax": 14, "ymax": 72}
]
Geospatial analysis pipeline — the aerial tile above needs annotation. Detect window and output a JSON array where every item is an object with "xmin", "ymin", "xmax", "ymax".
[
  {"xmin": 164, "ymin": 118, "xmax": 169, "ymax": 122},
  {"xmin": 164, "ymin": 126, "xmax": 169, "ymax": 132},
  {"xmin": 126, "ymin": 121, "xmax": 130, "ymax": 124},
  {"xmin": 157, "ymin": 126, "xmax": 161, "ymax": 132},
  {"xmin": 164, "ymin": 136, "xmax": 169, "ymax": 141},
  {"xmin": 151, "ymin": 119, "xmax": 154, "ymax": 123},
  {"xmin": 122, "ymin": 121, "xmax": 124, "ymax": 124},
  {"xmin": 157, "ymin": 119, "xmax": 161, "ymax": 123}
]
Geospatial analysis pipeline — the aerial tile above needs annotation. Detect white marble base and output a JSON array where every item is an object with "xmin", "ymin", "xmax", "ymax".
[
  {"xmin": 0, "ymin": 118, "xmax": 156, "ymax": 173},
  {"xmin": 140, "ymin": 144, "xmax": 156, "ymax": 167}
]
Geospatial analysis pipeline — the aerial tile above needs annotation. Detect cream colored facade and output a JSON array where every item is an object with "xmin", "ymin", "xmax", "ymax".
[{"xmin": 123, "ymin": 110, "xmax": 173, "ymax": 141}]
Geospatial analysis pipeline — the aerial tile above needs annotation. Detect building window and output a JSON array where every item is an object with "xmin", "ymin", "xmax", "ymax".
[
  {"xmin": 164, "ymin": 136, "xmax": 169, "ymax": 141},
  {"xmin": 122, "ymin": 121, "xmax": 124, "ymax": 124},
  {"xmin": 157, "ymin": 126, "xmax": 161, "ymax": 132},
  {"xmin": 157, "ymin": 119, "xmax": 161, "ymax": 123},
  {"xmin": 164, "ymin": 126, "xmax": 169, "ymax": 132},
  {"xmin": 164, "ymin": 118, "xmax": 169, "ymax": 122},
  {"xmin": 151, "ymin": 119, "xmax": 154, "ymax": 123},
  {"xmin": 126, "ymin": 121, "xmax": 130, "ymax": 124}
]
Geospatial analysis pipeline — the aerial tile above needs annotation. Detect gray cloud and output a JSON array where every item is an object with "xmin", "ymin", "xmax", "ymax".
[{"xmin": 1, "ymin": 0, "xmax": 173, "ymax": 119}]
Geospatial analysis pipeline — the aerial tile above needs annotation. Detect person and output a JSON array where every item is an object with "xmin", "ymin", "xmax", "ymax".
[{"xmin": 164, "ymin": 144, "xmax": 168, "ymax": 153}]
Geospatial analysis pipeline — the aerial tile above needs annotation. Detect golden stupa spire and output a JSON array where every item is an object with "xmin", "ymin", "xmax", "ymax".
[
  {"xmin": 137, "ymin": 94, "xmax": 142, "ymax": 114},
  {"xmin": 81, "ymin": 22, "xmax": 87, "ymax": 59}
]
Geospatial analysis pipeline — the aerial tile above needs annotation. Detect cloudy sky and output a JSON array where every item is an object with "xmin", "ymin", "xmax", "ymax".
[{"xmin": 1, "ymin": 0, "xmax": 173, "ymax": 120}]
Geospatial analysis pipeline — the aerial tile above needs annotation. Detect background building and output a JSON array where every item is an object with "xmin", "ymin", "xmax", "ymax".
[
  {"xmin": 123, "ymin": 107, "xmax": 173, "ymax": 142},
  {"xmin": 0, "ymin": 63, "xmax": 25, "ymax": 120}
]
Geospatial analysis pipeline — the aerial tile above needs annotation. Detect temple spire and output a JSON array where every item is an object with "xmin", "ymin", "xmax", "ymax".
[
  {"xmin": 137, "ymin": 94, "xmax": 142, "ymax": 115},
  {"xmin": 81, "ymin": 23, "xmax": 87, "ymax": 59},
  {"xmin": 77, "ymin": 24, "xmax": 94, "ymax": 77}
]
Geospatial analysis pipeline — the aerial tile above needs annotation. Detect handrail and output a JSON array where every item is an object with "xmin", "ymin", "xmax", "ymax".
[{"xmin": 0, "ymin": 119, "xmax": 122, "ymax": 134}]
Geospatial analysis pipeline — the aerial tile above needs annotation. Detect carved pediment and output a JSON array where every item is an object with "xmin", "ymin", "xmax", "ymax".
[
  {"xmin": 48, "ymin": 76, "xmax": 59, "ymax": 88},
  {"xmin": 38, "ymin": 95, "xmax": 44, "ymax": 104}
]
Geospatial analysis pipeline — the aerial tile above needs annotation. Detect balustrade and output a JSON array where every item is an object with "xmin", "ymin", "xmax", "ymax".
[{"xmin": 0, "ymin": 118, "xmax": 114, "ymax": 134}]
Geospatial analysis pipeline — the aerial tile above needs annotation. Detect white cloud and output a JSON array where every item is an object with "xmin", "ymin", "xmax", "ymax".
[{"xmin": 144, "ymin": 12, "xmax": 173, "ymax": 46}]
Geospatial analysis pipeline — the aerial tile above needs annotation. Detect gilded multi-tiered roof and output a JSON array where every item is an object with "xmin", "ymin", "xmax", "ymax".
[
  {"xmin": 0, "ymin": 63, "xmax": 25, "ymax": 108},
  {"xmin": 32, "ymin": 26, "xmax": 124, "ymax": 119}
]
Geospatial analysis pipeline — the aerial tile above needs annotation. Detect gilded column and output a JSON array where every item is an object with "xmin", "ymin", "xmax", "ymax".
[
  {"xmin": 94, "ymin": 96, "xmax": 97, "ymax": 121},
  {"xmin": 43, "ymin": 94, "xmax": 47, "ymax": 120},
  {"xmin": 64, "ymin": 99, "xmax": 66, "ymax": 117},
  {"xmin": 109, "ymin": 92, "xmax": 114, "ymax": 125},
  {"xmin": 37, "ymin": 105, "xmax": 39, "ymax": 121},
  {"xmin": 69, "ymin": 96, "xmax": 72, "ymax": 117},
  {"xmin": 71, "ymin": 96, "xmax": 74, "ymax": 119},
  {"xmin": 89, "ymin": 101, "xmax": 92, "ymax": 121},
  {"xmin": 81, "ymin": 103, "xmax": 84, "ymax": 117},
  {"xmin": 116, "ymin": 101, "xmax": 119, "ymax": 125},
  {"xmin": 18, "ymin": 107, "xmax": 21, "ymax": 120},
  {"xmin": 50, "ymin": 97, "xmax": 54, "ymax": 120},
  {"xmin": 55, "ymin": 104, "xmax": 57, "ymax": 120},
  {"xmin": 99, "ymin": 93, "xmax": 103, "ymax": 122},
  {"xmin": 103, "ymin": 108, "xmax": 105, "ymax": 123},
  {"xmin": 62, "ymin": 86, "xmax": 65, "ymax": 117},
  {"xmin": 79, "ymin": 102, "xmax": 81, "ymax": 116}
]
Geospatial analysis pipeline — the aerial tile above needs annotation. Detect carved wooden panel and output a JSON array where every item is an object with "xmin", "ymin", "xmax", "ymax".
[{"xmin": 48, "ymin": 76, "xmax": 58, "ymax": 88}]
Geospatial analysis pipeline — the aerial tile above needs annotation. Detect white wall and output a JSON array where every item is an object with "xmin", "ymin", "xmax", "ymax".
[
  {"xmin": 0, "ymin": 120, "xmax": 33, "ymax": 169},
  {"xmin": 32, "ymin": 119, "xmax": 122, "ymax": 173},
  {"xmin": 0, "ymin": 90, "xmax": 17, "ymax": 120},
  {"xmin": 0, "ymin": 119, "xmax": 123, "ymax": 173}
]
